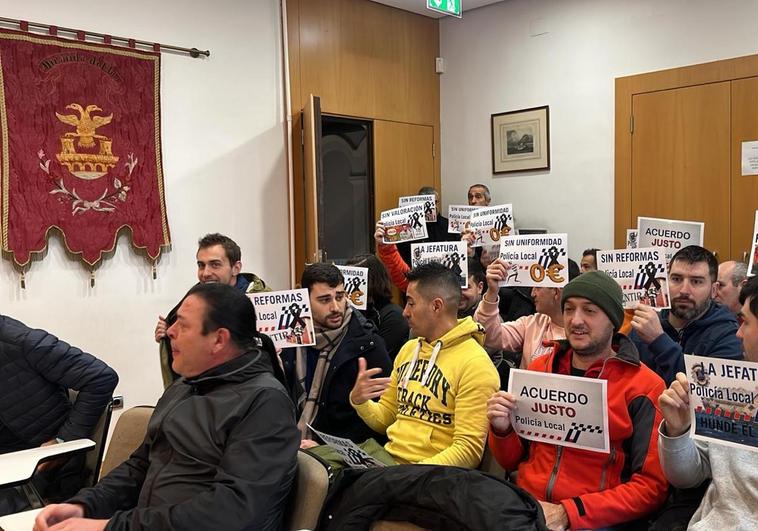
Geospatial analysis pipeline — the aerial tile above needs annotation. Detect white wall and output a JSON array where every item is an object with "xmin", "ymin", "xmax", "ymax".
[
  {"xmin": 440, "ymin": 0, "xmax": 758, "ymax": 260},
  {"xmin": 0, "ymin": 0, "xmax": 289, "ymax": 411}
]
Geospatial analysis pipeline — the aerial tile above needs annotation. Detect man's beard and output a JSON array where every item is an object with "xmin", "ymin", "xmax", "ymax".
[
  {"xmin": 670, "ymin": 296, "xmax": 710, "ymax": 322},
  {"xmin": 570, "ymin": 327, "xmax": 614, "ymax": 358}
]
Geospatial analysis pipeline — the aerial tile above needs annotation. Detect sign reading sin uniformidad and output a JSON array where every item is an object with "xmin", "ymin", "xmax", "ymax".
[
  {"xmin": 508, "ymin": 369, "xmax": 610, "ymax": 453},
  {"xmin": 497, "ymin": 233, "xmax": 569, "ymax": 288}
]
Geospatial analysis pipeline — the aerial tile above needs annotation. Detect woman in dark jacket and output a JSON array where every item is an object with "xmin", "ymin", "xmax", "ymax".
[{"xmin": 347, "ymin": 254, "xmax": 409, "ymax": 361}]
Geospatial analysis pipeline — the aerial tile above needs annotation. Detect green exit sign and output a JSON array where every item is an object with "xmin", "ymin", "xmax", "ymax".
[{"xmin": 427, "ymin": 0, "xmax": 462, "ymax": 18}]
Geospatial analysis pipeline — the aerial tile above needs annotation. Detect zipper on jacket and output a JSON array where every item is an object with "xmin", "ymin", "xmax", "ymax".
[
  {"xmin": 598, "ymin": 446, "xmax": 616, "ymax": 491},
  {"xmin": 545, "ymin": 446, "xmax": 564, "ymax": 502}
]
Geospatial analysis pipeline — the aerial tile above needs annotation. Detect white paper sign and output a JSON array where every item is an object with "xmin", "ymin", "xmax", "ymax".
[
  {"xmin": 467, "ymin": 204, "xmax": 514, "ymax": 247},
  {"xmin": 399, "ymin": 194, "xmax": 437, "ymax": 223},
  {"xmin": 497, "ymin": 233, "xmax": 569, "ymax": 288},
  {"xmin": 249, "ymin": 288, "xmax": 315, "ymax": 349},
  {"xmin": 597, "ymin": 247, "xmax": 670, "ymax": 309},
  {"xmin": 447, "ymin": 205, "xmax": 480, "ymax": 233},
  {"xmin": 749, "ymin": 211, "xmax": 758, "ymax": 277},
  {"xmin": 637, "ymin": 216, "xmax": 704, "ymax": 263},
  {"xmin": 380, "ymin": 204, "xmax": 428, "ymax": 244},
  {"xmin": 308, "ymin": 425, "xmax": 387, "ymax": 468},
  {"xmin": 742, "ymin": 140, "xmax": 758, "ymax": 176},
  {"xmin": 410, "ymin": 241, "xmax": 468, "ymax": 288},
  {"xmin": 508, "ymin": 369, "xmax": 610, "ymax": 453},
  {"xmin": 626, "ymin": 229, "xmax": 638, "ymax": 249},
  {"xmin": 336, "ymin": 265, "xmax": 368, "ymax": 310},
  {"xmin": 684, "ymin": 355, "xmax": 758, "ymax": 452}
]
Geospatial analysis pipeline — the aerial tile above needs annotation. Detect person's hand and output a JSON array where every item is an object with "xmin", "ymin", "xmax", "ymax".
[
  {"xmin": 374, "ymin": 221, "xmax": 386, "ymax": 246},
  {"xmin": 659, "ymin": 372, "xmax": 692, "ymax": 437},
  {"xmin": 539, "ymin": 501, "xmax": 569, "ymax": 531},
  {"xmin": 300, "ymin": 439, "xmax": 319, "ymax": 449},
  {"xmin": 461, "ymin": 229, "xmax": 475, "ymax": 257},
  {"xmin": 33, "ymin": 503, "xmax": 85, "ymax": 530},
  {"xmin": 36, "ymin": 439, "xmax": 66, "ymax": 472},
  {"xmin": 486, "ymin": 391, "xmax": 517, "ymax": 435},
  {"xmin": 154, "ymin": 315, "xmax": 167, "ymax": 343},
  {"xmin": 631, "ymin": 303, "xmax": 665, "ymax": 344},
  {"xmin": 484, "ymin": 259, "xmax": 510, "ymax": 302},
  {"xmin": 350, "ymin": 357, "xmax": 391, "ymax": 405}
]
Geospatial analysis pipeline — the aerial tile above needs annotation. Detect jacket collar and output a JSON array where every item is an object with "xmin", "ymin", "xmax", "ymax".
[{"xmin": 184, "ymin": 348, "xmax": 272, "ymax": 393}]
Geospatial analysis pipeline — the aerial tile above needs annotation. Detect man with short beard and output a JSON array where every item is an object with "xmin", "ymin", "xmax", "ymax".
[
  {"xmin": 486, "ymin": 271, "xmax": 668, "ymax": 530},
  {"xmin": 280, "ymin": 263, "xmax": 392, "ymax": 447},
  {"xmin": 629, "ymin": 245, "xmax": 743, "ymax": 385}
]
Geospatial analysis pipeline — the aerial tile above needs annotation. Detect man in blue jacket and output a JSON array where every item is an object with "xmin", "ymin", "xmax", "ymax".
[{"xmin": 629, "ymin": 245, "xmax": 742, "ymax": 385}]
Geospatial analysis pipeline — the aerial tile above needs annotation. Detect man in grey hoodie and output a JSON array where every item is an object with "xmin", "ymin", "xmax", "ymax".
[{"xmin": 657, "ymin": 274, "xmax": 758, "ymax": 530}]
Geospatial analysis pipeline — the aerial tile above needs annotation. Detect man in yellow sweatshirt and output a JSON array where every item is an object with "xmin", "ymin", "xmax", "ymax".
[{"xmin": 351, "ymin": 262, "xmax": 499, "ymax": 468}]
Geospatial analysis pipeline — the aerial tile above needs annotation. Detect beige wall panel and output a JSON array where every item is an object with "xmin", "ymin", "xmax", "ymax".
[
  {"xmin": 731, "ymin": 77, "xmax": 758, "ymax": 262},
  {"xmin": 631, "ymin": 83, "xmax": 731, "ymax": 259}
]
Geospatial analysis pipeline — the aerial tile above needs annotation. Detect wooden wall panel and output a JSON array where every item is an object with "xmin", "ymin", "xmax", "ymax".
[{"xmin": 731, "ymin": 77, "xmax": 758, "ymax": 262}]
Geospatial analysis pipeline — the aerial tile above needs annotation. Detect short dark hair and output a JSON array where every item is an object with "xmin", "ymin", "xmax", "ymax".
[
  {"xmin": 346, "ymin": 254, "xmax": 392, "ymax": 304},
  {"xmin": 670, "ymin": 245, "xmax": 718, "ymax": 283},
  {"xmin": 185, "ymin": 283, "xmax": 257, "ymax": 351},
  {"xmin": 417, "ymin": 186, "xmax": 437, "ymax": 196},
  {"xmin": 468, "ymin": 183, "xmax": 491, "ymax": 201},
  {"xmin": 739, "ymin": 275, "xmax": 758, "ymax": 319},
  {"xmin": 301, "ymin": 262, "xmax": 344, "ymax": 291},
  {"xmin": 405, "ymin": 262, "xmax": 461, "ymax": 314},
  {"xmin": 568, "ymin": 259, "xmax": 580, "ymax": 281},
  {"xmin": 582, "ymin": 248, "xmax": 599, "ymax": 259},
  {"xmin": 198, "ymin": 233, "xmax": 241, "ymax": 265},
  {"xmin": 467, "ymin": 258, "xmax": 486, "ymax": 290}
]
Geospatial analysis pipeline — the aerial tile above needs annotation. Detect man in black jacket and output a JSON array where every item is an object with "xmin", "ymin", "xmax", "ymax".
[
  {"xmin": 281, "ymin": 263, "xmax": 392, "ymax": 447},
  {"xmin": 0, "ymin": 315, "xmax": 118, "ymax": 515},
  {"xmin": 35, "ymin": 283, "xmax": 298, "ymax": 531}
]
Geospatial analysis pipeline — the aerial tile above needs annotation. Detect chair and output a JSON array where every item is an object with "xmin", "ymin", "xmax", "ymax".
[
  {"xmin": 284, "ymin": 450, "xmax": 330, "ymax": 531},
  {"xmin": 81, "ymin": 400, "xmax": 113, "ymax": 488},
  {"xmin": 99, "ymin": 406, "xmax": 154, "ymax": 479}
]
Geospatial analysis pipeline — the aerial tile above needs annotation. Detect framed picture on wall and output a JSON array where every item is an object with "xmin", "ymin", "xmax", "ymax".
[{"xmin": 491, "ymin": 105, "xmax": 550, "ymax": 174}]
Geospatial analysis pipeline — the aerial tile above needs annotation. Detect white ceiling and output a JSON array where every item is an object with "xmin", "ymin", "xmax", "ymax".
[{"xmin": 368, "ymin": 0, "xmax": 505, "ymax": 18}]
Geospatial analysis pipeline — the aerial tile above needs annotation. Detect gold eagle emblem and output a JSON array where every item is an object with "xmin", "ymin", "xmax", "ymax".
[{"xmin": 55, "ymin": 103, "xmax": 113, "ymax": 148}]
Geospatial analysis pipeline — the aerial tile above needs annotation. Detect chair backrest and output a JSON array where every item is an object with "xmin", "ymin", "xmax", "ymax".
[
  {"xmin": 99, "ymin": 406, "xmax": 154, "ymax": 479},
  {"xmin": 81, "ymin": 400, "xmax": 113, "ymax": 488},
  {"xmin": 284, "ymin": 450, "xmax": 330, "ymax": 531}
]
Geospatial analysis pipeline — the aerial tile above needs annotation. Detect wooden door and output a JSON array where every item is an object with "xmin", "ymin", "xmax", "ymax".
[
  {"xmin": 731, "ymin": 77, "xmax": 758, "ymax": 262},
  {"xmin": 303, "ymin": 94, "xmax": 323, "ymax": 264},
  {"xmin": 631, "ymin": 83, "xmax": 731, "ymax": 259},
  {"xmin": 373, "ymin": 120, "xmax": 435, "ymax": 217}
]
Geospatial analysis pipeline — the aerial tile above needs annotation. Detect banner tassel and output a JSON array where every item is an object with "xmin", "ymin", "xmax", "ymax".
[
  {"xmin": 90, "ymin": 269, "xmax": 95, "ymax": 288},
  {"xmin": 20, "ymin": 269, "xmax": 26, "ymax": 290},
  {"xmin": 152, "ymin": 262, "xmax": 157, "ymax": 280}
]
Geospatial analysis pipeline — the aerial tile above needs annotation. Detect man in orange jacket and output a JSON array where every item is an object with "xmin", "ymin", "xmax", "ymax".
[{"xmin": 487, "ymin": 271, "xmax": 668, "ymax": 530}]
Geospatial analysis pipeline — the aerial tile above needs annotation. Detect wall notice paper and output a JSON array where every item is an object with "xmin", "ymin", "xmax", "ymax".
[
  {"xmin": 399, "ymin": 194, "xmax": 437, "ymax": 223},
  {"xmin": 336, "ymin": 265, "xmax": 368, "ymax": 310},
  {"xmin": 749, "ymin": 210, "xmax": 758, "ymax": 277},
  {"xmin": 597, "ymin": 247, "xmax": 670, "ymax": 309},
  {"xmin": 637, "ymin": 216, "xmax": 704, "ymax": 263},
  {"xmin": 626, "ymin": 229, "xmax": 638, "ymax": 249},
  {"xmin": 497, "ymin": 233, "xmax": 569, "ymax": 288},
  {"xmin": 411, "ymin": 241, "xmax": 469, "ymax": 288},
  {"xmin": 308, "ymin": 425, "xmax": 387, "ymax": 469},
  {"xmin": 467, "ymin": 204, "xmax": 514, "ymax": 247},
  {"xmin": 380, "ymin": 204, "xmax": 428, "ymax": 244},
  {"xmin": 447, "ymin": 204, "xmax": 480, "ymax": 233},
  {"xmin": 249, "ymin": 288, "xmax": 315, "ymax": 349},
  {"xmin": 685, "ymin": 355, "xmax": 758, "ymax": 452},
  {"xmin": 741, "ymin": 140, "xmax": 758, "ymax": 176},
  {"xmin": 508, "ymin": 369, "xmax": 610, "ymax": 453}
]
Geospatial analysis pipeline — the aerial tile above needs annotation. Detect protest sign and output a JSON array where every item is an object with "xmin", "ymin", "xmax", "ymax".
[
  {"xmin": 411, "ymin": 241, "xmax": 468, "ymax": 288},
  {"xmin": 637, "ymin": 217, "xmax": 704, "ymax": 262},
  {"xmin": 467, "ymin": 204, "xmax": 514, "ymax": 247},
  {"xmin": 399, "ymin": 194, "xmax": 437, "ymax": 223},
  {"xmin": 380, "ymin": 204, "xmax": 428, "ymax": 244},
  {"xmin": 626, "ymin": 229, "xmax": 638, "ymax": 249},
  {"xmin": 597, "ymin": 247, "xmax": 670, "ymax": 309},
  {"xmin": 447, "ymin": 205, "xmax": 480, "ymax": 233},
  {"xmin": 308, "ymin": 425, "xmax": 387, "ymax": 469},
  {"xmin": 508, "ymin": 369, "xmax": 609, "ymax": 453},
  {"xmin": 336, "ymin": 265, "xmax": 368, "ymax": 310},
  {"xmin": 685, "ymin": 355, "xmax": 758, "ymax": 452},
  {"xmin": 249, "ymin": 288, "xmax": 315, "ymax": 349},
  {"xmin": 497, "ymin": 233, "xmax": 569, "ymax": 288},
  {"xmin": 749, "ymin": 211, "xmax": 758, "ymax": 277}
]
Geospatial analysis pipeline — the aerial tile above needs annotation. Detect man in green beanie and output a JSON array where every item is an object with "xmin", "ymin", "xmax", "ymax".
[{"xmin": 486, "ymin": 271, "xmax": 668, "ymax": 530}]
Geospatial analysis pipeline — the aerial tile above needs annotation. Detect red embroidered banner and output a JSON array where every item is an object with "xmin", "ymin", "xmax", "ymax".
[{"xmin": 0, "ymin": 28, "xmax": 170, "ymax": 267}]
